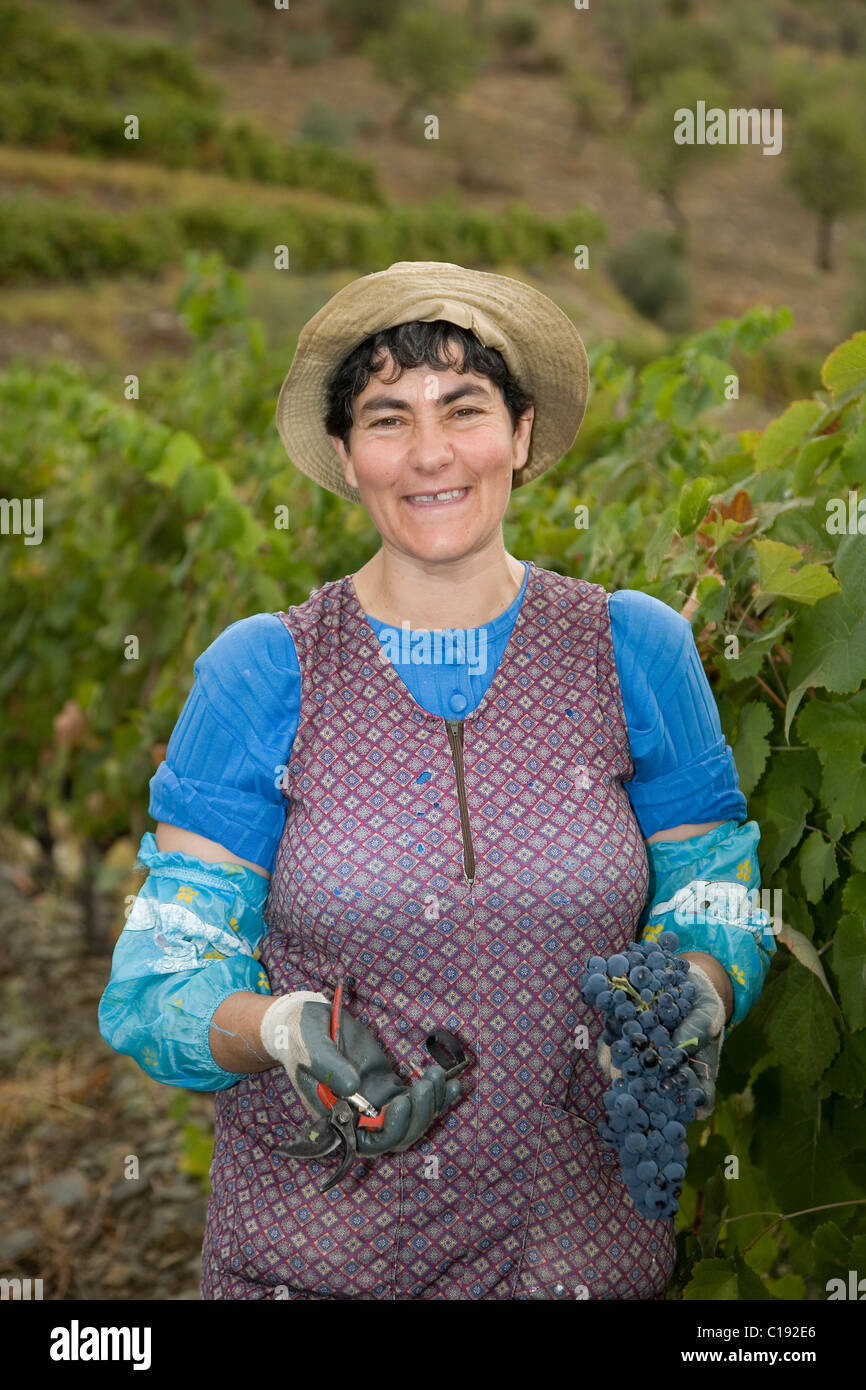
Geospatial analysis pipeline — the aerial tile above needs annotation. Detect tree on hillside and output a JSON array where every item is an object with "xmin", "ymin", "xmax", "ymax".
[
  {"xmin": 600, "ymin": 2, "xmax": 770, "ymax": 112},
  {"xmin": 365, "ymin": 9, "xmax": 482, "ymax": 129},
  {"xmin": 767, "ymin": 54, "xmax": 866, "ymax": 116},
  {"xmin": 325, "ymin": 0, "xmax": 412, "ymax": 50},
  {"xmin": 630, "ymin": 68, "xmax": 735, "ymax": 240},
  {"xmin": 785, "ymin": 94, "xmax": 866, "ymax": 271},
  {"xmin": 596, "ymin": 0, "xmax": 665, "ymax": 110},
  {"xmin": 622, "ymin": 17, "xmax": 752, "ymax": 107}
]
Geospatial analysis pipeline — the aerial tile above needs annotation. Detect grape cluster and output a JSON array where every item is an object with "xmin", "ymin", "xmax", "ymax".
[{"xmin": 580, "ymin": 931, "xmax": 705, "ymax": 1220}]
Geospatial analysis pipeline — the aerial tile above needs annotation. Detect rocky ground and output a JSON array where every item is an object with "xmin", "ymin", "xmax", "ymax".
[{"xmin": 0, "ymin": 827, "xmax": 215, "ymax": 1301}]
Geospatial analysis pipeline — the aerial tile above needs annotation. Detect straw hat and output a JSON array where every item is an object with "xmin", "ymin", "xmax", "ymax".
[{"xmin": 274, "ymin": 260, "xmax": 590, "ymax": 505}]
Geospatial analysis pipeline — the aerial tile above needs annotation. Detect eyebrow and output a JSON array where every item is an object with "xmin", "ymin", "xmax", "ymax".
[{"xmin": 357, "ymin": 382, "xmax": 493, "ymax": 416}]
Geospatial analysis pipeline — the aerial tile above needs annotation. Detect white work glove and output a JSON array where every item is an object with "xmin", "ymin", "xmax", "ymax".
[
  {"xmin": 669, "ymin": 963, "xmax": 726, "ymax": 1119},
  {"xmin": 260, "ymin": 991, "xmax": 341, "ymax": 1116}
]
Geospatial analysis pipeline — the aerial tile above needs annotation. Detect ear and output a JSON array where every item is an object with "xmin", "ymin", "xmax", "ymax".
[
  {"xmin": 512, "ymin": 405, "xmax": 535, "ymax": 474},
  {"xmin": 329, "ymin": 434, "xmax": 358, "ymax": 491}
]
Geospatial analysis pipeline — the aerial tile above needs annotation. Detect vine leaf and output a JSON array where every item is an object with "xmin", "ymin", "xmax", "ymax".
[
  {"xmin": 777, "ymin": 921, "xmax": 836, "ymax": 1003},
  {"xmin": 765, "ymin": 1272, "xmax": 806, "ymax": 1298},
  {"xmin": 850, "ymin": 1236, "xmax": 866, "ymax": 1270},
  {"xmin": 798, "ymin": 691, "xmax": 866, "ymax": 834},
  {"xmin": 843, "ymin": 872, "xmax": 866, "ymax": 919},
  {"xmin": 832, "ymin": 915, "xmax": 866, "ymax": 1032},
  {"xmin": 749, "ymin": 782, "xmax": 812, "ymax": 878},
  {"xmin": 753, "ymin": 538, "xmax": 839, "ymax": 604},
  {"xmin": 754, "ymin": 400, "xmax": 824, "ymax": 470},
  {"xmin": 797, "ymin": 831, "xmax": 838, "ymax": 903},
  {"xmin": 679, "ymin": 477, "xmax": 718, "ymax": 537},
  {"xmin": 731, "ymin": 701, "xmax": 773, "ymax": 797},
  {"xmin": 821, "ymin": 330, "xmax": 866, "ymax": 398},
  {"xmin": 699, "ymin": 1172, "xmax": 726, "ymax": 1260},
  {"xmin": 682, "ymin": 1254, "xmax": 769, "ymax": 1300},
  {"xmin": 836, "ymin": 531, "xmax": 866, "ymax": 611},
  {"xmin": 822, "ymin": 1028, "xmax": 866, "ymax": 1098},
  {"xmin": 784, "ymin": 595, "xmax": 866, "ymax": 739},
  {"xmin": 729, "ymin": 612, "xmax": 793, "ymax": 683},
  {"xmin": 754, "ymin": 1077, "xmax": 826, "ymax": 1211},
  {"xmin": 840, "ymin": 421, "xmax": 866, "ymax": 485},
  {"xmin": 151, "ymin": 429, "xmax": 204, "ymax": 486},
  {"xmin": 849, "ymin": 831, "xmax": 866, "ymax": 872},
  {"xmin": 682, "ymin": 1257, "xmax": 739, "ymax": 1300},
  {"xmin": 765, "ymin": 962, "xmax": 841, "ymax": 1087},
  {"xmin": 811, "ymin": 1220, "xmax": 850, "ymax": 1272},
  {"xmin": 733, "ymin": 1252, "xmax": 770, "ymax": 1299},
  {"xmin": 645, "ymin": 505, "xmax": 677, "ymax": 580}
]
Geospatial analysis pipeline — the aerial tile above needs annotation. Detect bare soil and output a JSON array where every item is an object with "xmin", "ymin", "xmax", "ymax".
[{"xmin": 0, "ymin": 829, "xmax": 212, "ymax": 1301}]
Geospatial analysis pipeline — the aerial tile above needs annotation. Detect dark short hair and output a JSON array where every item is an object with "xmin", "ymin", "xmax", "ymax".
[{"xmin": 324, "ymin": 320, "xmax": 534, "ymax": 449}]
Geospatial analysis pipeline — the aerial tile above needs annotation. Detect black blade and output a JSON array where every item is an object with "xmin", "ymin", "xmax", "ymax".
[
  {"xmin": 275, "ymin": 1115, "xmax": 341, "ymax": 1159},
  {"xmin": 315, "ymin": 1101, "xmax": 359, "ymax": 1192},
  {"xmin": 320, "ymin": 1132, "xmax": 356, "ymax": 1192}
]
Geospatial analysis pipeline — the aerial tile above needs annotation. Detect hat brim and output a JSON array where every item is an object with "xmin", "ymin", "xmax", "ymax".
[{"xmin": 275, "ymin": 261, "xmax": 589, "ymax": 505}]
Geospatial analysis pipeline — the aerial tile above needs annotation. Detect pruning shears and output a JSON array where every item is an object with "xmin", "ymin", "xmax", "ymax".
[{"xmin": 276, "ymin": 977, "xmax": 468, "ymax": 1194}]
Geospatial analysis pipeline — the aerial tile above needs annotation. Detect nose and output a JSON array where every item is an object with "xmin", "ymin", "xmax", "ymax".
[{"xmin": 407, "ymin": 413, "xmax": 454, "ymax": 473}]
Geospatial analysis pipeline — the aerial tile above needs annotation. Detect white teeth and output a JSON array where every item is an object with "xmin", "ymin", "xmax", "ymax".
[{"xmin": 407, "ymin": 488, "xmax": 466, "ymax": 502}]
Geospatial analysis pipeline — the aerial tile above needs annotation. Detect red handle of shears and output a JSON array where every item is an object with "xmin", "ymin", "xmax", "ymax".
[{"xmin": 315, "ymin": 980, "xmax": 386, "ymax": 1130}]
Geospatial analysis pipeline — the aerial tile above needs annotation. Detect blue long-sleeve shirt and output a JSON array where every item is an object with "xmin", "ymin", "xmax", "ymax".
[{"xmin": 149, "ymin": 565, "xmax": 747, "ymax": 870}]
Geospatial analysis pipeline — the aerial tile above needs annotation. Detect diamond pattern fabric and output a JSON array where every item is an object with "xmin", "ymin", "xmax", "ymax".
[{"xmin": 201, "ymin": 562, "xmax": 676, "ymax": 1299}]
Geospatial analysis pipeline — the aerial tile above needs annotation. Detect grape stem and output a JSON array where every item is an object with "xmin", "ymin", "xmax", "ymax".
[
  {"xmin": 609, "ymin": 974, "xmax": 642, "ymax": 1002},
  {"xmin": 610, "ymin": 974, "xmax": 670, "ymax": 1012}
]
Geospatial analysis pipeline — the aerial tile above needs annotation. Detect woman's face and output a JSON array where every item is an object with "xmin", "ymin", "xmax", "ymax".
[{"xmin": 328, "ymin": 353, "xmax": 534, "ymax": 566}]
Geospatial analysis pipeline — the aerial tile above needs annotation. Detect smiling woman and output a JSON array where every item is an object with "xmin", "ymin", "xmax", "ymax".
[
  {"xmin": 327, "ymin": 326, "xmax": 535, "ymax": 627},
  {"xmin": 99, "ymin": 260, "xmax": 775, "ymax": 1302}
]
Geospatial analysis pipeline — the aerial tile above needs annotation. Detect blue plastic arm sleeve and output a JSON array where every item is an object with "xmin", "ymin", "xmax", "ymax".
[
  {"xmin": 97, "ymin": 832, "xmax": 273, "ymax": 1090},
  {"xmin": 637, "ymin": 819, "xmax": 777, "ymax": 1036}
]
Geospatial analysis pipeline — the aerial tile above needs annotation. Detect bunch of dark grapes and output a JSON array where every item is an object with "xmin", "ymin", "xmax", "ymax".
[{"xmin": 580, "ymin": 931, "xmax": 706, "ymax": 1220}]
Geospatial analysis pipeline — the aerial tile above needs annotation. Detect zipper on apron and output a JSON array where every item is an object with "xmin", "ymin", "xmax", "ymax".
[{"xmin": 445, "ymin": 718, "xmax": 476, "ymax": 888}]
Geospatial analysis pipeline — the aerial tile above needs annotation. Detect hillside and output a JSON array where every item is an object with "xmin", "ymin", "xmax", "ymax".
[{"xmin": 1, "ymin": 0, "xmax": 864, "ymax": 423}]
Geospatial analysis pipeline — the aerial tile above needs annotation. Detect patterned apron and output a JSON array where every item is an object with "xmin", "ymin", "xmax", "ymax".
[{"xmin": 201, "ymin": 561, "xmax": 676, "ymax": 1299}]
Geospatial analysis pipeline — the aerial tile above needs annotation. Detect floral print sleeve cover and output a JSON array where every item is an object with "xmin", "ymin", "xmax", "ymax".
[
  {"xmin": 97, "ymin": 833, "xmax": 272, "ymax": 1088},
  {"xmin": 638, "ymin": 818, "xmax": 778, "ymax": 1037},
  {"xmin": 98, "ymin": 825, "xmax": 776, "ymax": 1085}
]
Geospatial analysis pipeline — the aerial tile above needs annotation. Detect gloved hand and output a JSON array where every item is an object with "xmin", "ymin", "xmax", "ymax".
[
  {"xmin": 669, "ymin": 962, "xmax": 726, "ymax": 1120},
  {"xmin": 260, "ymin": 992, "xmax": 462, "ymax": 1156}
]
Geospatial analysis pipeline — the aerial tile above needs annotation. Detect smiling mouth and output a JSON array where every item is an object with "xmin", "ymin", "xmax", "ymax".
[{"xmin": 402, "ymin": 487, "xmax": 470, "ymax": 507}]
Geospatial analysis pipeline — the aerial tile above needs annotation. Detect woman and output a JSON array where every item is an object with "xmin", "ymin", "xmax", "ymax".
[{"xmin": 99, "ymin": 261, "xmax": 775, "ymax": 1300}]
